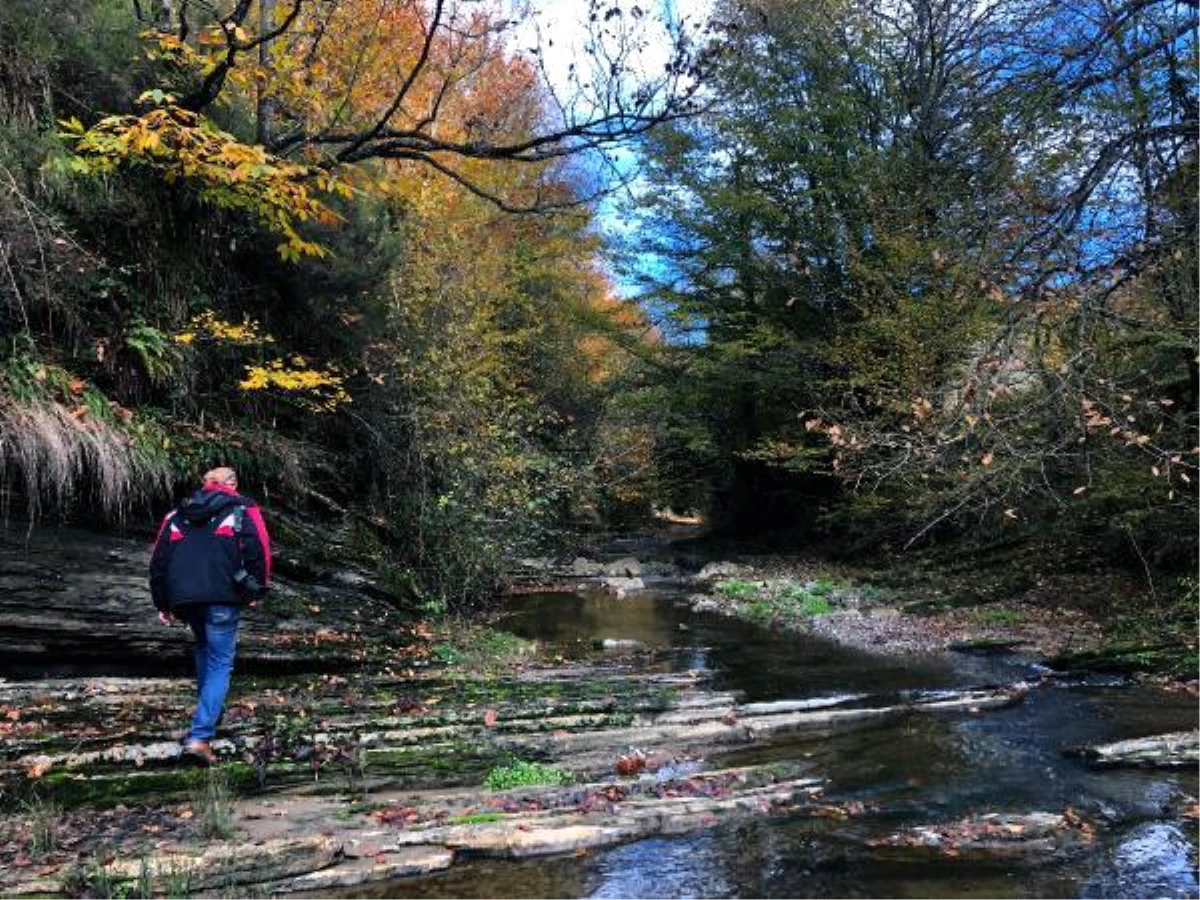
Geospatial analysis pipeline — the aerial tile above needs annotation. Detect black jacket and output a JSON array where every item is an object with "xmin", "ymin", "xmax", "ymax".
[{"xmin": 149, "ymin": 486, "xmax": 271, "ymax": 611}]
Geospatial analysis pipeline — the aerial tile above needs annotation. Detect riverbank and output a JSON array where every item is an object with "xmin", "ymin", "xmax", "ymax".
[
  {"xmin": 675, "ymin": 555, "xmax": 1107, "ymax": 659},
  {"xmin": 527, "ymin": 527, "xmax": 1197, "ymax": 681}
]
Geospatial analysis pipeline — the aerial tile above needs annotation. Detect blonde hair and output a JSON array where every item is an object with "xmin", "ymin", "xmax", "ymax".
[{"xmin": 202, "ymin": 466, "xmax": 238, "ymax": 487}]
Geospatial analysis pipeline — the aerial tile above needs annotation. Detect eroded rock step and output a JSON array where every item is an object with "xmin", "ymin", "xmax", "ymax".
[{"xmin": 1, "ymin": 670, "xmax": 1029, "ymax": 806}]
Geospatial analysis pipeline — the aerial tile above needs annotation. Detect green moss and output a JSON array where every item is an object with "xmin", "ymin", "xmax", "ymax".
[
  {"xmin": 31, "ymin": 762, "xmax": 260, "ymax": 809},
  {"xmin": 445, "ymin": 811, "xmax": 504, "ymax": 825},
  {"xmin": 979, "ymin": 606, "xmax": 1023, "ymax": 626}
]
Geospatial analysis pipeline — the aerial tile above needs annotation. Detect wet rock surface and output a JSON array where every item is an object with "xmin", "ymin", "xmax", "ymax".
[
  {"xmin": 1079, "ymin": 730, "xmax": 1200, "ymax": 769},
  {"xmin": 0, "ymin": 658, "xmax": 1035, "ymax": 896}
]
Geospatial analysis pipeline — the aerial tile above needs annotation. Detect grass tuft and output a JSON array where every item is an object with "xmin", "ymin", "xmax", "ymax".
[
  {"xmin": 192, "ymin": 768, "xmax": 236, "ymax": 840},
  {"xmin": 21, "ymin": 793, "xmax": 60, "ymax": 857},
  {"xmin": 0, "ymin": 394, "xmax": 170, "ymax": 521}
]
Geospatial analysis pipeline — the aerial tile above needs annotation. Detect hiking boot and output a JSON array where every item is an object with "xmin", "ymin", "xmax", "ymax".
[{"xmin": 182, "ymin": 740, "xmax": 218, "ymax": 767}]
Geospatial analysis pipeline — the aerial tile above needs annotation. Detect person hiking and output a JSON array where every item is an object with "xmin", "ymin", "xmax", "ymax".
[{"xmin": 150, "ymin": 467, "xmax": 271, "ymax": 766}]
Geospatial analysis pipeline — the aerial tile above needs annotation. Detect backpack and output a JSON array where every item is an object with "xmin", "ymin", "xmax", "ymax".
[{"xmin": 163, "ymin": 502, "xmax": 249, "ymax": 606}]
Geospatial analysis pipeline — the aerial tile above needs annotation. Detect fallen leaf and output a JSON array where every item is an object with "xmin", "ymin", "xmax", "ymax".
[{"xmin": 483, "ymin": 708, "xmax": 497, "ymax": 728}]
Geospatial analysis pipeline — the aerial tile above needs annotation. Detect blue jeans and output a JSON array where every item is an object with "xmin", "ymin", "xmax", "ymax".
[{"xmin": 184, "ymin": 604, "xmax": 240, "ymax": 742}]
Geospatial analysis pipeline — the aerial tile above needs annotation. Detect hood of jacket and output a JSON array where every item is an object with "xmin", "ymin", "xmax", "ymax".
[{"xmin": 178, "ymin": 486, "xmax": 242, "ymax": 527}]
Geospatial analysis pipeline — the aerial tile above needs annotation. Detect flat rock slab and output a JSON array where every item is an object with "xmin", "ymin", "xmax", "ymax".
[
  {"xmin": 108, "ymin": 835, "xmax": 341, "ymax": 889},
  {"xmin": 2, "ymin": 676, "xmax": 1029, "ymax": 804},
  {"xmin": 1079, "ymin": 730, "xmax": 1200, "ymax": 768},
  {"xmin": 266, "ymin": 845, "xmax": 454, "ymax": 894},
  {"xmin": 865, "ymin": 811, "xmax": 1096, "ymax": 861},
  {"xmin": 0, "ymin": 524, "xmax": 411, "ymax": 678}
]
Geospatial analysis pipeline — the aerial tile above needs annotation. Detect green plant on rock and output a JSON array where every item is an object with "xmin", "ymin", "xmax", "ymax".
[
  {"xmin": 744, "ymin": 583, "xmax": 834, "ymax": 624},
  {"xmin": 715, "ymin": 579, "xmax": 760, "ymax": 600},
  {"xmin": 432, "ymin": 624, "xmax": 537, "ymax": 672},
  {"xmin": 446, "ymin": 811, "xmax": 504, "ymax": 825},
  {"xmin": 483, "ymin": 758, "xmax": 574, "ymax": 791},
  {"xmin": 796, "ymin": 593, "xmax": 833, "ymax": 617},
  {"xmin": 808, "ymin": 578, "xmax": 836, "ymax": 597},
  {"xmin": 432, "ymin": 643, "xmax": 464, "ymax": 665}
]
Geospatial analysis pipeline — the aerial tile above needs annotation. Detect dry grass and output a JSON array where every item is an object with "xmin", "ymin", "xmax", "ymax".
[{"xmin": 0, "ymin": 397, "xmax": 170, "ymax": 522}]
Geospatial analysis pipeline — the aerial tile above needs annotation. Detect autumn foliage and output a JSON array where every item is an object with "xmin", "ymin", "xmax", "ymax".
[{"xmin": 0, "ymin": 0, "xmax": 662, "ymax": 606}]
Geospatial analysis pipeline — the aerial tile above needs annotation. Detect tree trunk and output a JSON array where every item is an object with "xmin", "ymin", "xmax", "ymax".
[{"xmin": 256, "ymin": 0, "xmax": 276, "ymax": 146}]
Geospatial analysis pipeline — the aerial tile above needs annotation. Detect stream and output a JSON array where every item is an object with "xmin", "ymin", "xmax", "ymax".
[{"xmin": 355, "ymin": 584, "xmax": 1198, "ymax": 899}]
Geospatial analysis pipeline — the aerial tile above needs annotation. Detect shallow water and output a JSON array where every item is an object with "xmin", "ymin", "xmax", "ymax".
[{"xmin": 358, "ymin": 588, "xmax": 1199, "ymax": 899}]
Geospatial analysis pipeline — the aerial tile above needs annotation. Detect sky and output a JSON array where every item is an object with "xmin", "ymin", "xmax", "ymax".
[
  {"xmin": 512, "ymin": 0, "xmax": 715, "ymax": 96},
  {"xmin": 508, "ymin": 0, "xmax": 715, "ymax": 300}
]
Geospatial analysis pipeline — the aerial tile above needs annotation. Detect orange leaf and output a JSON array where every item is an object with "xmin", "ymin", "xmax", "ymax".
[{"xmin": 483, "ymin": 708, "xmax": 497, "ymax": 728}]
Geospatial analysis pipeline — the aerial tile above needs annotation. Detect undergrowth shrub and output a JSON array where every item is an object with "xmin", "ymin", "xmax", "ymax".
[{"xmin": 484, "ymin": 759, "xmax": 574, "ymax": 791}]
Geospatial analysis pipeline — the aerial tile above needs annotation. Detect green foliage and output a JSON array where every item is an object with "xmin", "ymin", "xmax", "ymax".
[
  {"xmin": 619, "ymin": 0, "xmax": 1198, "ymax": 602},
  {"xmin": 361, "ymin": 193, "xmax": 621, "ymax": 609},
  {"xmin": 432, "ymin": 643, "xmax": 464, "ymax": 666},
  {"xmin": 746, "ymin": 585, "xmax": 833, "ymax": 624},
  {"xmin": 0, "ymin": 0, "xmax": 642, "ymax": 608},
  {"xmin": 124, "ymin": 320, "xmax": 178, "ymax": 386},
  {"xmin": 483, "ymin": 759, "xmax": 574, "ymax": 791}
]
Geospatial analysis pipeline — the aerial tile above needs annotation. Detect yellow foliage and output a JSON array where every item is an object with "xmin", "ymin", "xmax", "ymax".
[
  {"xmin": 239, "ymin": 358, "xmax": 350, "ymax": 412},
  {"xmin": 60, "ymin": 98, "xmax": 342, "ymax": 261},
  {"xmin": 174, "ymin": 311, "xmax": 273, "ymax": 346}
]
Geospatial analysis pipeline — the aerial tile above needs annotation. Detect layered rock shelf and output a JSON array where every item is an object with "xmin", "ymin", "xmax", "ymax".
[{"xmin": 0, "ymin": 661, "xmax": 1034, "ymax": 896}]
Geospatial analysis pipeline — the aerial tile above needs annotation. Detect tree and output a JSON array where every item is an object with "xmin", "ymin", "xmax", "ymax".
[
  {"xmin": 624, "ymin": 0, "xmax": 1197, "ymax": 562},
  {"xmin": 121, "ymin": 0, "xmax": 717, "ymax": 211}
]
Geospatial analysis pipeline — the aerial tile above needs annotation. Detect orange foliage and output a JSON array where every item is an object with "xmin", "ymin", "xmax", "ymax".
[{"xmin": 229, "ymin": 0, "xmax": 549, "ymax": 199}]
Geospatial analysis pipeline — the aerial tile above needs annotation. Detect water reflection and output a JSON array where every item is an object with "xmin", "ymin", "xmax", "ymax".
[{"xmin": 1084, "ymin": 822, "xmax": 1200, "ymax": 899}]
